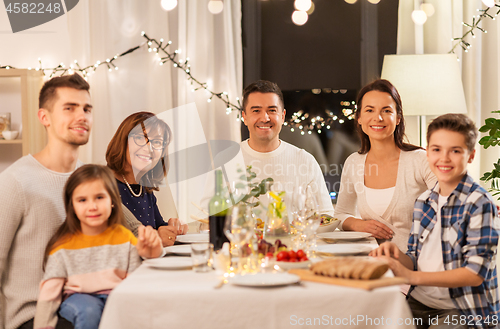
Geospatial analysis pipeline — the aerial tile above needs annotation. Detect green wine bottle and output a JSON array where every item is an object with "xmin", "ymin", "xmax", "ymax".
[{"xmin": 209, "ymin": 169, "xmax": 229, "ymax": 251}]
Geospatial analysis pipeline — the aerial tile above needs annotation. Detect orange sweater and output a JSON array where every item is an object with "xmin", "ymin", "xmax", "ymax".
[{"xmin": 34, "ymin": 225, "xmax": 141, "ymax": 329}]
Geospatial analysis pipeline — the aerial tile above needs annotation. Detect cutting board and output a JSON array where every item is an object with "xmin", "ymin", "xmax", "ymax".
[{"xmin": 288, "ymin": 269, "xmax": 407, "ymax": 291}]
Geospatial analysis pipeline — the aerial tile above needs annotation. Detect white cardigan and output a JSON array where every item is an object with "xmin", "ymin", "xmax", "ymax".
[{"xmin": 335, "ymin": 149, "xmax": 436, "ymax": 252}]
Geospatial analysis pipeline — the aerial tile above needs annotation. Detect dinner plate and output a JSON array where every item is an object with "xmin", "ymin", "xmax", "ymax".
[
  {"xmin": 231, "ymin": 272, "xmax": 301, "ymax": 287},
  {"xmin": 163, "ymin": 245, "xmax": 192, "ymax": 256},
  {"xmin": 317, "ymin": 232, "xmax": 372, "ymax": 242},
  {"xmin": 315, "ymin": 244, "xmax": 373, "ymax": 256},
  {"xmin": 144, "ymin": 257, "xmax": 193, "ymax": 270},
  {"xmin": 176, "ymin": 233, "xmax": 209, "ymax": 244}
]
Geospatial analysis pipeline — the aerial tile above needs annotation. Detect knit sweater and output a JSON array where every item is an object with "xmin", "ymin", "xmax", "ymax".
[
  {"xmin": 33, "ymin": 225, "xmax": 141, "ymax": 329},
  {"xmin": 335, "ymin": 149, "xmax": 436, "ymax": 252},
  {"xmin": 240, "ymin": 140, "xmax": 334, "ymax": 216},
  {"xmin": 0, "ymin": 155, "xmax": 82, "ymax": 329}
]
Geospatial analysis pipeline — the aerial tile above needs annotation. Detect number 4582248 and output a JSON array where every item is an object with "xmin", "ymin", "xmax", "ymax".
[
  {"xmin": 6, "ymin": 3, "xmax": 62, "ymax": 14},
  {"xmin": 444, "ymin": 315, "xmax": 498, "ymax": 326}
]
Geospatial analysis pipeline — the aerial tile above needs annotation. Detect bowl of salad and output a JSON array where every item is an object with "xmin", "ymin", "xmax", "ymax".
[{"xmin": 316, "ymin": 215, "xmax": 340, "ymax": 233}]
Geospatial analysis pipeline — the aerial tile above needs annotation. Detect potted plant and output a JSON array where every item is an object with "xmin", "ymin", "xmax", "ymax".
[{"xmin": 479, "ymin": 110, "xmax": 500, "ymax": 198}]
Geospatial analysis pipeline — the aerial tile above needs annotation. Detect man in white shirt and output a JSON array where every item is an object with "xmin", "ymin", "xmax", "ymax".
[
  {"xmin": 240, "ymin": 80, "xmax": 334, "ymax": 216},
  {"xmin": 0, "ymin": 74, "xmax": 92, "ymax": 329}
]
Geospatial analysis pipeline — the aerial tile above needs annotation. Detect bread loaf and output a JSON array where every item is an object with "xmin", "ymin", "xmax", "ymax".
[{"xmin": 310, "ymin": 257, "xmax": 388, "ymax": 280}]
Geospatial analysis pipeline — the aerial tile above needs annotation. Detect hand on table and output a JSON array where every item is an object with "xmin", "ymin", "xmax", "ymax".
[
  {"xmin": 137, "ymin": 225, "xmax": 162, "ymax": 259},
  {"xmin": 158, "ymin": 226, "xmax": 177, "ymax": 247},
  {"xmin": 377, "ymin": 255, "xmax": 412, "ymax": 284},
  {"xmin": 168, "ymin": 218, "xmax": 188, "ymax": 235},
  {"xmin": 351, "ymin": 219, "xmax": 393, "ymax": 240},
  {"xmin": 369, "ymin": 241, "xmax": 400, "ymax": 258}
]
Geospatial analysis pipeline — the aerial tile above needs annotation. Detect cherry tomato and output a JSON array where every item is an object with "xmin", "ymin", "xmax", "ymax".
[
  {"xmin": 289, "ymin": 258, "xmax": 297, "ymax": 262},
  {"xmin": 276, "ymin": 251, "xmax": 289, "ymax": 262},
  {"xmin": 296, "ymin": 250, "xmax": 305, "ymax": 258},
  {"xmin": 300, "ymin": 256, "xmax": 308, "ymax": 262},
  {"xmin": 266, "ymin": 252, "xmax": 274, "ymax": 259},
  {"xmin": 288, "ymin": 250, "xmax": 297, "ymax": 259}
]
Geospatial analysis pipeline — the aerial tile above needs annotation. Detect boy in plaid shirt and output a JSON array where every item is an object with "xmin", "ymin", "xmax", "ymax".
[{"xmin": 371, "ymin": 114, "xmax": 499, "ymax": 328}]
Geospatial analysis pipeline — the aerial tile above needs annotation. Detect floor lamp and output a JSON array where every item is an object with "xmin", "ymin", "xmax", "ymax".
[{"xmin": 380, "ymin": 54, "xmax": 468, "ymax": 147}]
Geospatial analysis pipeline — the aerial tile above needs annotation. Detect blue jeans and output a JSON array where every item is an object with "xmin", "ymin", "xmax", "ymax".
[{"xmin": 59, "ymin": 293, "xmax": 108, "ymax": 329}]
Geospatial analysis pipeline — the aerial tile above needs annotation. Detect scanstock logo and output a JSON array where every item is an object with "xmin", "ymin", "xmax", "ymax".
[{"xmin": 4, "ymin": 0, "xmax": 80, "ymax": 33}]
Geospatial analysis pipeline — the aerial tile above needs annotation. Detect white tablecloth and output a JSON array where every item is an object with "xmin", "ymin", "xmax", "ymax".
[{"xmin": 99, "ymin": 238, "xmax": 416, "ymax": 329}]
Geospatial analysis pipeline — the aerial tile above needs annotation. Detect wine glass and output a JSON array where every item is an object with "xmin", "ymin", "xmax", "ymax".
[
  {"xmin": 289, "ymin": 186, "xmax": 307, "ymax": 249},
  {"xmin": 302, "ymin": 185, "xmax": 321, "ymax": 257},
  {"xmin": 224, "ymin": 202, "xmax": 255, "ymax": 273}
]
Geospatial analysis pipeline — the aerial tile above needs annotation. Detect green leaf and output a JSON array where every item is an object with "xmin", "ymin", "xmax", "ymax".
[{"xmin": 485, "ymin": 118, "xmax": 498, "ymax": 127}]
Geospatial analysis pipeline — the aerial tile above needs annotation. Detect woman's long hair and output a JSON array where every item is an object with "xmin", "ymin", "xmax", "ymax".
[
  {"xmin": 355, "ymin": 79, "xmax": 421, "ymax": 154},
  {"xmin": 43, "ymin": 165, "xmax": 126, "ymax": 269},
  {"xmin": 106, "ymin": 112, "xmax": 172, "ymax": 192}
]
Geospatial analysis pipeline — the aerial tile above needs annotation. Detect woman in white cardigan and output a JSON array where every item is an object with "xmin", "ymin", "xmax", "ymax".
[{"xmin": 335, "ymin": 79, "xmax": 436, "ymax": 252}]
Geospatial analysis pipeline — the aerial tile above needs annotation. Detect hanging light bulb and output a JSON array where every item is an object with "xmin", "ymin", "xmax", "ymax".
[
  {"xmin": 306, "ymin": 1, "xmax": 315, "ymax": 15},
  {"xmin": 367, "ymin": 0, "xmax": 381, "ymax": 4},
  {"xmin": 482, "ymin": 0, "xmax": 495, "ymax": 7},
  {"xmin": 160, "ymin": 0, "xmax": 177, "ymax": 11},
  {"xmin": 294, "ymin": 0, "xmax": 312, "ymax": 12},
  {"xmin": 420, "ymin": 3, "xmax": 435, "ymax": 17},
  {"xmin": 292, "ymin": 10, "xmax": 308, "ymax": 26},
  {"xmin": 208, "ymin": 0, "xmax": 223, "ymax": 14},
  {"xmin": 344, "ymin": 0, "xmax": 357, "ymax": 4},
  {"xmin": 411, "ymin": 10, "xmax": 427, "ymax": 25}
]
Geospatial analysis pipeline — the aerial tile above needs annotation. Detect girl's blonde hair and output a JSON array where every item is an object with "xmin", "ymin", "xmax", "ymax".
[{"xmin": 43, "ymin": 165, "xmax": 126, "ymax": 268}]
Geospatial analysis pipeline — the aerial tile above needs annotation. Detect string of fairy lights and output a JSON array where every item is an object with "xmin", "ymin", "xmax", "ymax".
[
  {"xmin": 449, "ymin": 3, "xmax": 500, "ymax": 54},
  {"xmin": 0, "ymin": 1, "xmax": 497, "ymax": 135},
  {"xmin": 0, "ymin": 30, "xmax": 354, "ymax": 134}
]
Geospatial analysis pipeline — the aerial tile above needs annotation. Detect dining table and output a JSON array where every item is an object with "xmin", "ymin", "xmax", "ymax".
[{"xmin": 99, "ymin": 233, "xmax": 417, "ymax": 329}]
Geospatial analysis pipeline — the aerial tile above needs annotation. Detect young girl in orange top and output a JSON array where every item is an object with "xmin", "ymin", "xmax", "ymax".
[{"xmin": 34, "ymin": 165, "xmax": 162, "ymax": 329}]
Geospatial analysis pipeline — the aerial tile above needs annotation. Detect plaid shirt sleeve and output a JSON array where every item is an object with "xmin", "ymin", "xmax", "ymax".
[
  {"xmin": 406, "ymin": 189, "xmax": 433, "ymax": 270},
  {"xmin": 461, "ymin": 191, "xmax": 500, "ymax": 279}
]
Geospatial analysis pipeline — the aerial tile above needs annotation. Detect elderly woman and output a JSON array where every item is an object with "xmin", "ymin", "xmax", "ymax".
[
  {"xmin": 106, "ymin": 111, "xmax": 187, "ymax": 246},
  {"xmin": 335, "ymin": 79, "xmax": 436, "ymax": 252}
]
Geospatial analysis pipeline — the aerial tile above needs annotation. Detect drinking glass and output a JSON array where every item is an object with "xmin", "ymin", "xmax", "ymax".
[
  {"xmin": 263, "ymin": 181, "xmax": 291, "ymax": 238},
  {"xmin": 224, "ymin": 202, "xmax": 255, "ymax": 273},
  {"xmin": 191, "ymin": 243, "xmax": 212, "ymax": 272}
]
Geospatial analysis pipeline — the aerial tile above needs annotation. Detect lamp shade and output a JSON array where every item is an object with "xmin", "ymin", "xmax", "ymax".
[{"xmin": 381, "ymin": 54, "xmax": 467, "ymax": 116}]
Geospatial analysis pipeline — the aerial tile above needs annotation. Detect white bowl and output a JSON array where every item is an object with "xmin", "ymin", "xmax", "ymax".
[
  {"xmin": 3, "ymin": 131, "xmax": 19, "ymax": 140},
  {"xmin": 317, "ymin": 218, "xmax": 341, "ymax": 233}
]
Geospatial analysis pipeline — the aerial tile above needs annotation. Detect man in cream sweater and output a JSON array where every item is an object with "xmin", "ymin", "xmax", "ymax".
[
  {"xmin": 0, "ymin": 74, "xmax": 92, "ymax": 329},
  {"xmin": 240, "ymin": 80, "xmax": 334, "ymax": 217}
]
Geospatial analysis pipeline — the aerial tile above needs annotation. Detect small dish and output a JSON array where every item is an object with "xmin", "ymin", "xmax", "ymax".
[
  {"xmin": 3, "ymin": 131, "xmax": 18, "ymax": 140},
  {"xmin": 317, "ymin": 218, "xmax": 341, "ymax": 233},
  {"xmin": 315, "ymin": 244, "xmax": 373, "ymax": 257},
  {"xmin": 273, "ymin": 260, "xmax": 311, "ymax": 270},
  {"xmin": 317, "ymin": 232, "xmax": 372, "ymax": 242},
  {"xmin": 163, "ymin": 244, "xmax": 192, "ymax": 256},
  {"xmin": 176, "ymin": 233, "xmax": 209, "ymax": 244},
  {"xmin": 231, "ymin": 272, "xmax": 300, "ymax": 287},
  {"xmin": 144, "ymin": 257, "xmax": 192, "ymax": 270}
]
